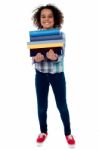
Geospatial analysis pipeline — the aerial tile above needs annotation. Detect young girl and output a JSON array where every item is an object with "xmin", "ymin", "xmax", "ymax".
[{"xmin": 31, "ymin": 4, "xmax": 75, "ymax": 146}]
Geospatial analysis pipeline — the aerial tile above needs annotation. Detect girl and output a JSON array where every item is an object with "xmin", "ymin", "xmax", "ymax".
[{"xmin": 31, "ymin": 4, "xmax": 75, "ymax": 146}]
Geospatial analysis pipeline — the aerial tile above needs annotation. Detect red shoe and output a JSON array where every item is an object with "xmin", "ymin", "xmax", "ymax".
[
  {"xmin": 66, "ymin": 135, "xmax": 75, "ymax": 146},
  {"xmin": 36, "ymin": 133, "xmax": 48, "ymax": 144}
]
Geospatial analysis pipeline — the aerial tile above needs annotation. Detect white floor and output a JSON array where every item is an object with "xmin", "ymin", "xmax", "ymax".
[{"xmin": 0, "ymin": 0, "xmax": 99, "ymax": 150}]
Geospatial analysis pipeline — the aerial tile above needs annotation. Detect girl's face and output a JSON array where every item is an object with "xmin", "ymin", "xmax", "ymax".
[{"xmin": 40, "ymin": 9, "xmax": 54, "ymax": 29}]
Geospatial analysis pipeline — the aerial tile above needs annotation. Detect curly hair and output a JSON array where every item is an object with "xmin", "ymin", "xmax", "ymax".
[{"xmin": 32, "ymin": 4, "xmax": 64, "ymax": 29}]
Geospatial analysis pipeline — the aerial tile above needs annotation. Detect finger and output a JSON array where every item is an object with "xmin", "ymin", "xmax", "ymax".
[
  {"xmin": 46, "ymin": 52, "xmax": 49, "ymax": 57},
  {"xmin": 49, "ymin": 49, "xmax": 53, "ymax": 52},
  {"xmin": 48, "ymin": 50, "xmax": 52, "ymax": 54},
  {"xmin": 37, "ymin": 53, "xmax": 41, "ymax": 56},
  {"xmin": 37, "ymin": 53, "xmax": 43, "ymax": 59},
  {"xmin": 40, "ymin": 55, "xmax": 44, "ymax": 60},
  {"xmin": 55, "ymin": 54, "xmax": 58, "ymax": 58}
]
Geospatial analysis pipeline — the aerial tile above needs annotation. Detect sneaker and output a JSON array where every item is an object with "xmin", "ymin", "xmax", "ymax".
[
  {"xmin": 36, "ymin": 133, "xmax": 48, "ymax": 144},
  {"xmin": 66, "ymin": 135, "xmax": 75, "ymax": 147}
]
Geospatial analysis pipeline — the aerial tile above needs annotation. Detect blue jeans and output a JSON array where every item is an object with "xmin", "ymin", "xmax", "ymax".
[{"xmin": 35, "ymin": 70, "xmax": 71, "ymax": 135}]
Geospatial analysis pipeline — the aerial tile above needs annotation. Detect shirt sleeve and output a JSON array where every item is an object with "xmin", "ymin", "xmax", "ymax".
[
  {"xmin": 32, "ymin": 57, "xmax": 36, "ymax": 65},
  {"xmin": 54, "ymin": 54, "xmax": 63, "ymax": 63}
]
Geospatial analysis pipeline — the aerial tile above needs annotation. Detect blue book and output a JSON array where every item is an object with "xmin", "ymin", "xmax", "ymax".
[
  {"xmin": 27, "ymin": 39, "xmax": 64, "ymax": 45},
  {"xmin": 30, "ymin": 34, "xmax": 63, "ymax": 42},
  {"xmin": 29, "ymin": 28, "xmax": 61, "ymax": 37}
]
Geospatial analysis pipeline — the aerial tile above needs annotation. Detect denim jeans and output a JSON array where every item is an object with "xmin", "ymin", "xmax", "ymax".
[{"xmin": 35, "ymin": 70, "xmax": 71, "ymax": 135}]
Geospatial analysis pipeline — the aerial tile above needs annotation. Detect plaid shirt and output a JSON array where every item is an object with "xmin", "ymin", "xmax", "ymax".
[{"xmin": 32, "ymin": 32, "xmax": 65, "ymax": 74}]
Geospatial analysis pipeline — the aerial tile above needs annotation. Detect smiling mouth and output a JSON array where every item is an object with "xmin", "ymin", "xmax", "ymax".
[{"xmin": 44, "ymin": 22, "xmax": 51, "ymax": 24}]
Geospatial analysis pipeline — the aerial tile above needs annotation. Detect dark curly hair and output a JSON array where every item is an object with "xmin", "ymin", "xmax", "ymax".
[{"xmin": 32, "ymin": 4, "xmax": 64, "ymax": 29}]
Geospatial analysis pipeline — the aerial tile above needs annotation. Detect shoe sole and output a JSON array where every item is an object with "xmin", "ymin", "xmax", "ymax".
[
  {"xmin": 68, "ymin": 144, "xmax": 75, "ymax": 148},
  {"xmin": 37, "ymin": 143, "xmax": 43, "ymax": 147},
  {"xmin": 36, "ymin": 139, "xmax": 47, "ymax": 147}
]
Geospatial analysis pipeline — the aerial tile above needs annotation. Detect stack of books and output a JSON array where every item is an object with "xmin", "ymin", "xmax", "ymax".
[{"xmin": 27, "ymin": 28, "xmax": 64, "ymax": 57}]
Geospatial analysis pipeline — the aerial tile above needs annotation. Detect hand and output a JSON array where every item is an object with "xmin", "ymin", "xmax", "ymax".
[
  {"xmin": 32, "ymin": 53, "xmax": 44, "ymax": 62},
  {"xmin": 46, "ymin": 49, "xmax": 58, "ymax": 61}
]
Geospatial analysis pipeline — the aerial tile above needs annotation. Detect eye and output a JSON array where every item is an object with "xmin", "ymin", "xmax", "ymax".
[
  {"xmin": 41, "ymin": 15, "xmax": 46, "ymax": 18},
  {"xmin": 48, "ymin": 15, "xmax": 53, "ymax": 18}
]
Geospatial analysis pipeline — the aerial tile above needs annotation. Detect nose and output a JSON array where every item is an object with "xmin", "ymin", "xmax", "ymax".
[{"xmin": 44, "ymin": 17, "xmax": 49, "ymax": 21}]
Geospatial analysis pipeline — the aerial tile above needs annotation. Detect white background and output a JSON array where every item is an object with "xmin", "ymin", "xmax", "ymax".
[{"xmin": 0, "ymin": 0, "xmax": 99, "ymax": 149}]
